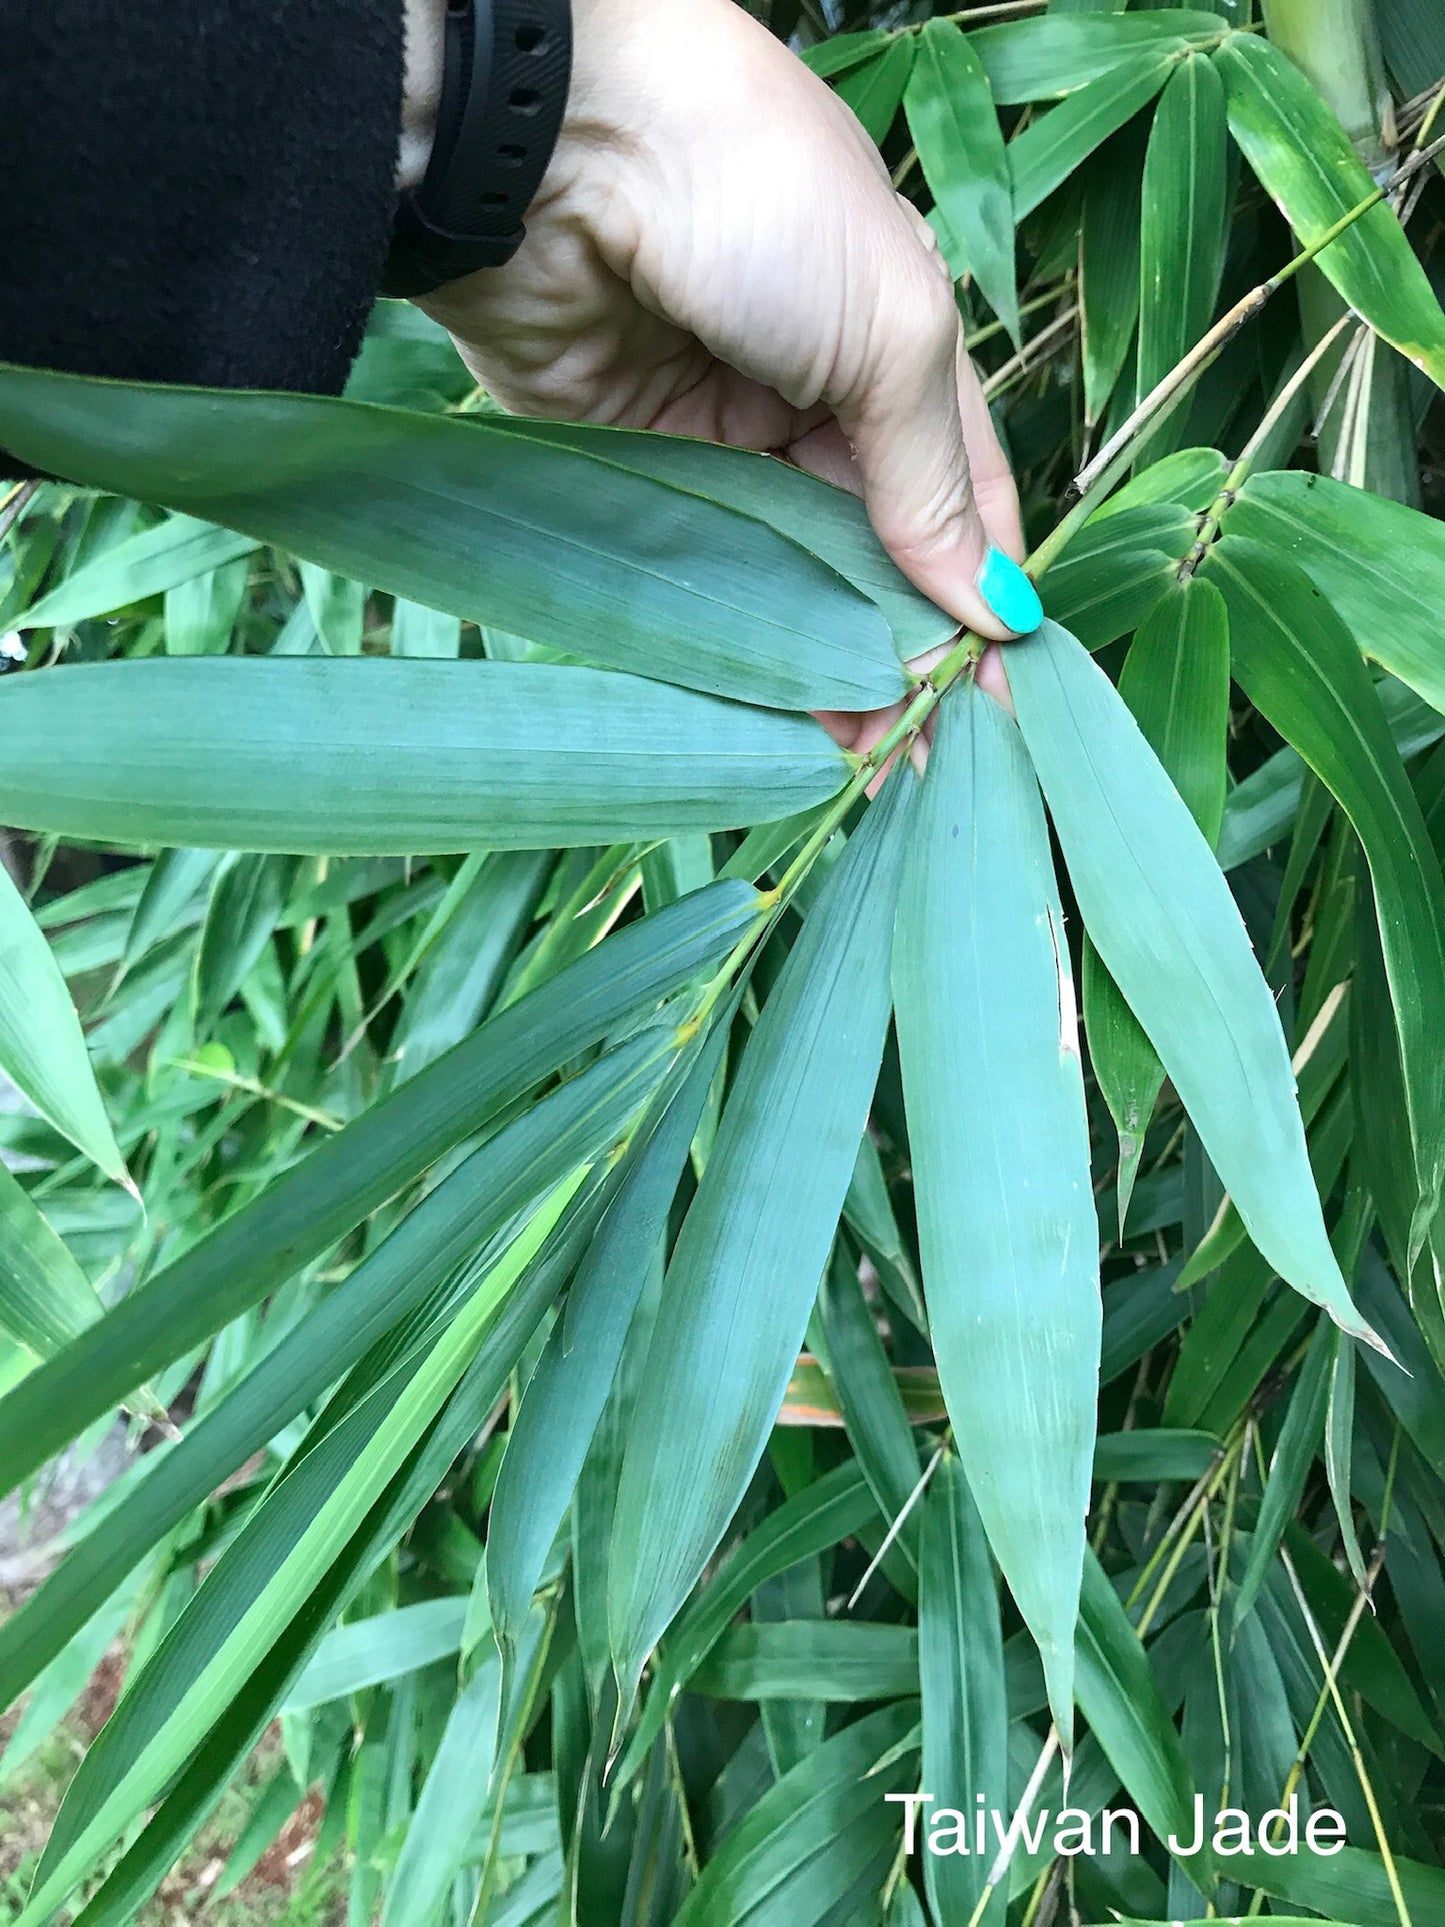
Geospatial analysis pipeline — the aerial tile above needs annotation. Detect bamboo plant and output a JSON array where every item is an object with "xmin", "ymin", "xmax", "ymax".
[{"xmin": 1, "ymin": 2, "xmax": 1445, "ymax": 1923}]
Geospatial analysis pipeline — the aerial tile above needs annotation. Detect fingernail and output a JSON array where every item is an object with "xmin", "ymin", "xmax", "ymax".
[{"xmin": 976, "ymin": 547, "xmax": 1043, "ymax": 635}]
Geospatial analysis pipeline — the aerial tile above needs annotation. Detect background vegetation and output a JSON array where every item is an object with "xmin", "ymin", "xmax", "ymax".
[{"xmin": 1, "ymin": 0, "xmax": 1445, "ymax": 1921}]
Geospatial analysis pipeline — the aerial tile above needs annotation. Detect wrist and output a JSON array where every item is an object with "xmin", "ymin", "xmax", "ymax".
[{"xmin": 398, "ymin": 0, "xmax": 447, "ymax": 192}]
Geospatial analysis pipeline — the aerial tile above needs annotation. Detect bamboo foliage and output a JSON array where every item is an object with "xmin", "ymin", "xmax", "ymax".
[{"xmin": 1, "ymin": 2, "xmax": 1445, "ymax": 1922}]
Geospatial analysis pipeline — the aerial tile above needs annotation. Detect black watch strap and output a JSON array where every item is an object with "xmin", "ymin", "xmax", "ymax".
[{"xmin": 384, "ymin": 0, "xmax": 572, "ymax": 298}]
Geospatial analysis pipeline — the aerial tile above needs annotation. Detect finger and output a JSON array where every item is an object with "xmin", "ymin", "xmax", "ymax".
[
  {"xmin": 955, "ymin": 332, "xmax": 1026, "ymax": 566},
  {"xmin": 827, "ymin": 201, "xmax": 1041, "ymax": 641}
]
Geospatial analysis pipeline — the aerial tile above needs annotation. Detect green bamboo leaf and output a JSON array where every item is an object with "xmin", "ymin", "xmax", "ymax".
[
  {"xmin": 25, "ymin": 1183, "xmax": 581, "ymax": 1918},
  {"xmin": 192, "ymin": 853, "xmax": 293, "ymax": 1036},
  {"xmin": 816, "ymin": 1251, "xmax": 924, "ymax": 1586},
  {"xmin": 1007, "ymin": 620, "xmax": 1377, "ymax": 1349},
  {"xmin": 971, "ymin": 12, "xmax": 1223, "ymax": 103},
  {"xmin": 1092, "ymin": 1430, "xmax": 1220, "ymax": 1482},
  {"xmin": 1378, "ymin": 0, "xmax": 1445, "ymax": 96},
  {"xmin": 1080, "ymin": 129, "xmax": 1144, "ymax": 427},
  {"xmin": 1249, "ymin": 1844, "xmax": 1445, "ymax": 1923},
  {"xmin": 835, "ymin": 37, "xmax": 915, "ymax": 145},
  {"xmin": 487, "ymin": 1025, "xmax": 726, "ymax": 1655},
  {"xmin": 1010, "ymin": 52, "xmax": 1180, "ymax": 220},
  {"xmin": 390, "ymin": 596, "xmax": 461, "ymax": 657},
  {"xmin": 0, "ymin": 1032, "xmax": 658, "ymax": 1716},
  {"xmin": 1230, "ymin": 468, "xmax": 1445, "ymax": 716},
  {"xmin": 894, "ymin": 684, "xmax": 1099, "ymax": 1746},
  {"xmin": 1136, "ymin": 54, "xmax": 1228, "ymax": 455},
  {"xmin": 12, "ymin": 513, "xmax": 257, "ymax": 632},
  {"xmin": 384, "ymin": 850, "xmax": 549, "ymax": 1085},
  {"xmin": 0, "ymin": 881, "xmax": 760, "ymax": 1504},
  {"xmin": 0, "ymin": 1162, "xmax": 109, "ymax": 1364},
  {"xmin": 1076, "ymin": 1549, "xmax": 1208, "ymax": 1877},
  {"xmin": 1207, "ymin": 536, "xmax": 1445, "ymax": 1262},
  {"xmin": 1039, "ymin": 501, "xmax": 1194, "ymax": 649},
  {"xmin": 121, "ymin": 848, "xmax": 220, "ymax": 974},
  {"xmin": 611, "ymin": 1463, "xmax": 880, "ymax": 1791},
  {"xmin": 0, "ymin": 362, "xmax": 900, "ymax": 712},
  {"xmin": 1215, "ymin": 32, "xmax": 1445, "ymax": 389},
  {"xmin": 608, "ymin": 773, "xmax": 915, "ymax": 1710},
  {"xmin": 164, "ymin": 556, "xmax": 250, "ymax": 656},
  {"xmin": 281, "ymin": 1598, "xmax": 468, "ymax": 1714},
  {"xmin": 692, "ymin": 1622, "xmax": 918, "ymax": 1703},
  {"xmin": 299, "ymin": 561, "xmax": 364, "ymax": 656},
  {"xmin": 1091, "ymin": 444, "xmax": 1228, "ymax": 520},
  {"xmin": 383, "ymin": 1658, "xmax": 502, "ymax": 1927},
  {"xmin": 0, "ymin": 659, "xmax": 849, "ymax": 852},
  {"xmin": 918, "ymin": 1457, "xmax": 1008, "ymax": 1927},
  {"xmin": 1087, "ymin": 578, "xmax": 1230, "ymax": 1221},
  {"xmin": 905, "ymin": 22, "xmax": 1019, "ymax": 344},
  {"xmin": 0, "ymin": 864, "xmax": 127, "ymax": 1186},
  {"xmin": 499, "ymin": 416, "xmax": 946, "ymax": 667},
  {"xmin": 672, "ymin": 1703, "xmax": 918, "ymax": 1927},
  {"xmin": 1233, "ymin": 1317, "xmax": 1333, "ymax": 1626},
  {"xmin": 800, "ymin": 30, "xmax": 891, "ymax": 81}
]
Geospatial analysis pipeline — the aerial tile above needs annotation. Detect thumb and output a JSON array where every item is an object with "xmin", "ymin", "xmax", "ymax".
[{"xmin": 829, "ymin": 213, "xmax": 1040, "ymax": 641}]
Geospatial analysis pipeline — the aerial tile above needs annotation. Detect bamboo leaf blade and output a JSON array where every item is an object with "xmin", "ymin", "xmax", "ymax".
[
  {"xmin": 486, "ymin": 1023, "xmax": 727, "ymax": 1654},
  {"xmin": 1214, "ymin": 32, "xmax": 1445, "ymax": 389},
  {"xmin": 905, "ymin": 21, "xmax": 1019, "ymax": 344},
  {"xmin": 0, "ymin": 658, "xmax": 849, "ymax": 853},
  {"xmin": 0, "ymin": 362, "xmax": 900, "ymax": 712},
  {"xmin": 1230, "ymin": 468, "xmax": 1445, "ymax": 717},
  {"xmin": 1009, "ymin": 54, "xmax": 1180, "ymax": 222},
  {"xmin": 894, "ymin": 684, "xmax": 1100, "ymax": 1745},
  {"xmin": 0, "ymin": 865, "xmax": 127, "ymax": 1186},
  {"xmin": 919, "ymin": 1457, "xmax": 1009, "ymax": 1927},
  {"xmin": 608, "ymin": 773, "xmax": 916, "ymax": 1710},
  {"xmin": 0, "ymin": 881, "xmax": 761, "ymax": 1500},
  {"xmin": 1007, "ymin": 620, "xmax": 1376, "ymax": 1347},
  {"xmin": 971, "ymin": 13, "xmax": 1223, "ymax": 104},
  {"xmin": 1136, "ymin": 54, "xmax": 1229, "ymax": 454},
  {"xmin": 1207, "ymin": 536, "xmax": 1445, "ymax": 1261}
]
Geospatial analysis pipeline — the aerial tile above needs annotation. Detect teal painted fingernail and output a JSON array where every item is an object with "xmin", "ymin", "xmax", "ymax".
[{"xmin": 977, "ymin": 547, "xmax": 1043, "ymax": 634}]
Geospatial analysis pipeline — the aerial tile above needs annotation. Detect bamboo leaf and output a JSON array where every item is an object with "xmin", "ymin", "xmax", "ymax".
[
  {"xmin": 487, "ymin": 1024, "xmax": 726, "ymax": 1654},
  {"xmin": 1039, "ymin": 501, "xmax": 1194, "ymax": 649},
  {"xmin": 1081, "ymin": 130, "xmax": 1144, "ymax": 427},
  {"xmin": 1230, "ymin": 468, "xmax": 1445, "ymax": 718},
  {"xmin": 25, "ymin": 1185, "xmax": 581, "ymax": 1916},
  {"xmin": 1007, "ymin": 619, "xmax": 1377, "ymax": 1347},
  {"xmin": 835, "ymin": 37, "xmax": 915, "ymax": 146},
  {"xmin": 0, "ymin": 1163, "xmax": 108, "ymax": 1364},
  {"xmin": 12, "ymin": 514, "xmax": 257, "ymax": 632},
  {"xmin": 383, "ymin": 1658, "xmax": 502, "ymax": 1927},
  {"xmin": 0, "ymin": 362, "xmax": 901, "ymax": 712},
  {"xmin": 906, "ymin": 22, "xmax": 1019, "ymax": 344},
  {"xmin": 1233, "ymin": 1317, "xmax": 1333, "ymax": 1625},
  {"xmin": 918, "ymin": 1457, "xmax": 1008, "ymax": 1927},
  {"xmin": 672, "ymin": 1703, "xmax": 919, "ymax": 1927},
  {"xmin": 281, "ymin": 1598, "xmax": 469, "ymax": 1715},
  {"xmin": 0, "ymin": 881, "xmax": 760, "ymax": 1502},
  {"xmin": 1087, "ymin": 577, "xmax": 1230, "ymax": 1219},
  {"xmin": 971, "ymin": 12, "xmax": 1223, "ymax": 104},
  {"xmin": 0, "ymin": 659, "xmax": 849, "ymax": 853},
  {"xmin": 1076, "ymin": 1549, "xmax": 1209, "ymax": 1878},
  {"xmin": 1010, "ymin": 53, "xmax": 1180, "ymax": 221},
  {"xmin": 1208, "ymin": 535, "xmax": 1445, "ymax": 1262},
  {"xmin": 611, "ymin": 1464, "xmax": 881, "ymax": 1791},
  {"xmin": 0, "ymin": 864, "xmax": 127, "ymax": 1186},
  {"xmin": 1136, "ymin": 54, "xmax": 1229, "ymax": 454},
  {"xmin": 894, "ymin": 683, "xmax": 1099, "ymax": 1745},
  {"xmin": 608, "ymin": 774, "xmax": 915, "ymax": 1708},
  {"xmin": 1215, "ymin": 32, "xmax": 1445, "ymax": 389},
  {"xmin": 193, "ymin": 854, "xmax": 293, "ymax": 1036}
]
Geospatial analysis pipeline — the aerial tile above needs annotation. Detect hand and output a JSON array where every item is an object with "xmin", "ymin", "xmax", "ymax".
[{"xmin": 409, "ymin": 0, "xmax": 1037, "ymax": 738}]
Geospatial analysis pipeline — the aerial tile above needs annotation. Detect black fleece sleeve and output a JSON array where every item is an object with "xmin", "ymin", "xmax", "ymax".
[{"xmin": 0, "ymin": 1, "xmax": 406, "ymax": 396}]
